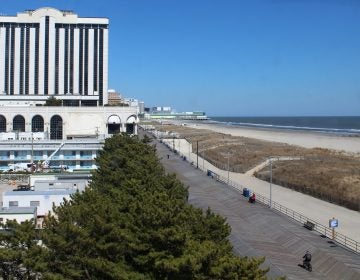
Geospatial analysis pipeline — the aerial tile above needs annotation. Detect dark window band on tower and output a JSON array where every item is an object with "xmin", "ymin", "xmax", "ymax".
[
  {"xmin": 4, "ymin": 27, "xmax": 9, "ymax": 95},
  {"xmin": 34, "ymin": 26, "xmax": 39, "ymax": 95},
  {"xmin": 44, "ymin": 16, "xmax": 49, "ymax": 95},
  {"xmin": 69, "ymin": 27, "xmax": 74, "ymax": 94},
  {"xmin": 99, "ymin": 28, "xmax": 103, "ymax": 105},
  {"xmin": 78, "ymin": 28, "xmax": 83, "ymax": 95},
  {"xmin": 55, "ymin": 27, "xmax": 59, "ymax": 95},
  {"xmin": 84, "ymin": 28, "xmax": 89, "ymax": 95},
  {"xmin": 19, "ymin": 27, "xmax": 24, "ymax": 95},
  {"xmin": 10, "ymin": 26, "xmax": 15, "ymax": 95},
  {"xmin": 25, "ymin": 26, "xmax": 30, "ymax": 95},
  {"xmin": 64, "ymin": 26, "xmax": 69, "ymax": 94},
  {"xmin": 93, "ymin": 28, "xmax": 98, "ymax": 92}
]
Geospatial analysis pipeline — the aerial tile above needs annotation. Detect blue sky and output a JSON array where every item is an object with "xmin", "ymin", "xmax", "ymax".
[{"xmin": 3, "ymin": 0, "xmax": 360, "ymax": 116}]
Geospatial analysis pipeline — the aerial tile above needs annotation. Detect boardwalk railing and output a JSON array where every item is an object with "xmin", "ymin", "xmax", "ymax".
[
  {"xmin": 156, "ymin": 135, "xmax": 360, "ymax": 255},
  {"xmin": 199, "ymin": 163, "xmax": 360, "ymax": 254}
]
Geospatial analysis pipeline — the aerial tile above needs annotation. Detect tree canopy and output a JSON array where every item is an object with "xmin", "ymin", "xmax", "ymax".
[{"xmin": 0, "ymin": 134, "xmax": 271, "ymax": 279}]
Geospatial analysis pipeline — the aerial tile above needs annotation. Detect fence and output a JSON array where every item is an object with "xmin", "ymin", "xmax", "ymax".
[{"xmin": 200, "ymin": 162, "xmax": 360, "ymax": 254}]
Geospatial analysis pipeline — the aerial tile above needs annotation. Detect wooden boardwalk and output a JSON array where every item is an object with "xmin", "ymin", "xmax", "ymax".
[{"xmin": 153, "ymin": 138, "xmax": 360, "ymax": 279}]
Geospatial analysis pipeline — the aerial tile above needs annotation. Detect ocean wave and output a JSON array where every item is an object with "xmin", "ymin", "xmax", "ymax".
[{"xmin": 205, "ymin": 119, "xmax": 360, "ymax": 136}]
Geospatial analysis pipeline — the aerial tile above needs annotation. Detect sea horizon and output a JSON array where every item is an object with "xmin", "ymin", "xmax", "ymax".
[{"xmin": 206, "ymin": 116, "xmax": 360, "ymax": 136}]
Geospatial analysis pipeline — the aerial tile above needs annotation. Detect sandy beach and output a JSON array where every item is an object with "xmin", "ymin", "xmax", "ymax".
[{"xmin": 185, "ymin": 122, "xmax": 360, "ymax": 154}]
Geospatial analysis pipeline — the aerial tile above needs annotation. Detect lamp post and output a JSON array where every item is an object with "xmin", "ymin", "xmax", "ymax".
[
  {"xmin": 196, "ymin": 140, "xmax": 199, "ymax": 169},
  {"xmin": 203, "ymin": 150, "xmax": 205, "ymax": 170},
  {"xmin": 31, "ymin": 131, "xmax": 34, "ymax": 164},
  {"xmin": 269, "ymin": 158, "xmax": 273, "ymax": 209},
  {"xmin": 227, "ymin": 151, "xmax": 230, "ymax": 184},
  {"xmin": 188, "ymin": 140, "xmax": 191, "ymax": 160}
]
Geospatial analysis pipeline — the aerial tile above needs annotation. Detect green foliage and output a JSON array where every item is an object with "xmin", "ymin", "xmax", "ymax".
[
  {"xmin": 0, "ymin": 134, "xmax": 272, "ymax": 279},
  {"xmin": 0, "ymin": 220, "xmax": 44, "ymax": 279},
  {"xmin": 44, "ymin": 96, "xmax": 62, "ymax": 106}
]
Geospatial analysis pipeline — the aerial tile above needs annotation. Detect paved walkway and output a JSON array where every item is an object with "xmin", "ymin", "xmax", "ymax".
[
  {"xmin": 162, "ymin": 138, "xmax": 360, "ymax": 243},
  {"xmin": 150, "ymin": 135, "xmax": 360, "ymax": 280}
]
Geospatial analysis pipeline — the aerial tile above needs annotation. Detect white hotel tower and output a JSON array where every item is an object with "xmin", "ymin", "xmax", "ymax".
[
  {"xmin": 0, "ymin": 7, "xmax": 108, "ymax": 105},
  {"xmin": 0, "ymin": 8, "xmax": 138, "ymax": 171}
]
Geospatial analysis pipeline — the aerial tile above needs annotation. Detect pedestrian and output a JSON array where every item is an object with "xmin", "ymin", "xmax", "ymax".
[{"xmin": 167, "ymin": 154, "xmax": 170, "ymax": 159}]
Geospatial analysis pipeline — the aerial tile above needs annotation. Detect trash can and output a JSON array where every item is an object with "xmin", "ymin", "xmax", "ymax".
[
  {"xmin": 243, "ymin": 188, "xmax": 250, "ymax": 197},
  {"xmin": 207, "ymin": 170, "xmax": 212, "ymax": 176}
]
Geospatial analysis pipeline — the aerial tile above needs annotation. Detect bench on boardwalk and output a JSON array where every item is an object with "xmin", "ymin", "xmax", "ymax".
[{"xmin": 304, "ymin": 221, "xmax": 315, "ymax": 231}]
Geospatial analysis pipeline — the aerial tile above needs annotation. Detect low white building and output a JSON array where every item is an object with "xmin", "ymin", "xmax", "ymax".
[
  {"xmin": 34, "ymin": 179, "xmax": 87, "ymax": 192},
  {"xmin": 0, "ymin": 207, "xmax": 37, "ymax": 224},
  {"xmin": 3, "ymin": 190, "xmax": 76, "ymax": 217},
  {"xmin": 29, "ymin": 173, "xmax": 92, "ymax": 187}
]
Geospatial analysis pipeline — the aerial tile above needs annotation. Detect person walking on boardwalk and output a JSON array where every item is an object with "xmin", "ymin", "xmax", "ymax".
[{"xmin": 303, "ymin": 250, "xmax": 312, "ymax": 271}]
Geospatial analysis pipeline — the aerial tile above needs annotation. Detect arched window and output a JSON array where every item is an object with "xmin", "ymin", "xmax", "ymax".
[
  {"xmin": 107, "ymin": 115, "xmax": 121, "ymax": 134},
  {"xmin": 32, "ymin": 115, "xmax": 44, "ymax": 132},
  {"xmin": 0, "ymin": 115, "xmax": 6, "ymax": 132},
  {"xmin": 50, "ymin": 115, "xmax": 63, "ymax": 140},
  {"xmin": 13, "ymin": 115, "xmax": 25, "ymax": 132},
  {"xmin": 126, "ymin": 115, "xmax": 137, "ymax": 134}
]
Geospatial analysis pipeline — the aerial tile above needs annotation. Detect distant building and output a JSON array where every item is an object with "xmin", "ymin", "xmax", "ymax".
[
  {"xmin": 107, "ymin": 89, "xmax": 123, "ymax": 106},
  {"xmin": 144, "ymin": 110, "xmax": 209, "ymax": 120}
]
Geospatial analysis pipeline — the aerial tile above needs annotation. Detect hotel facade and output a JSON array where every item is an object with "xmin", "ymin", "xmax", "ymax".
[
  {"xmin": 0, "ymin": 7, "xmax": 108, "ymax": 105},
  {"xmin": 0, "ymin": 8, "xmax": 138, "ymax": 171}
]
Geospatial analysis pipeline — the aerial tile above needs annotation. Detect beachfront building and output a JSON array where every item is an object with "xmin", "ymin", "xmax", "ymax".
[
  {"xmin": 0, "ymin": 8, "xmax": 139, "ymax": 171},
  {"xmin": 0, "ymin": 139, "xmax": 102, "ymax": 171},
  {"xmin": 0, "ymin": 7, "xmax": 108, "ymax": 104}
]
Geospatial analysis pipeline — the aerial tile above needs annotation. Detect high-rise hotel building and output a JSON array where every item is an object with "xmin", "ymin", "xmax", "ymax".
[
  {"xmin": 0, "ymin": 7, "xmax": 108, "ymax": 105},
  {"xmin": 0, "ymin": 8, "xmax": 138, "ymax": 171}
]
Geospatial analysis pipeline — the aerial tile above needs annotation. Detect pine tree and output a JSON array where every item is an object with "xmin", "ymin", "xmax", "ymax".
[{"xmin": 0, "ymin": 134, "xmax": 274, "ymax": 279}]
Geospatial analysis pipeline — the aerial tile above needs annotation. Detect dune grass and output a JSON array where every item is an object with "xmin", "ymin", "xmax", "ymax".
[{"xmin": 153, "ymin": 124, "xmax": 360, "ymax": 211}]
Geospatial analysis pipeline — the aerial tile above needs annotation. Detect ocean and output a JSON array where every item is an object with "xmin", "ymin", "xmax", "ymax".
[{"xmin": 209, "ymin": 116, "xmax": 360, "ymax": 136}]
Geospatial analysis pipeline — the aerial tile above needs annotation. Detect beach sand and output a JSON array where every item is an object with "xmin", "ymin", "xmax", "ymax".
[{"xmin": 185, "ymin": 122, "xmax": 360, "ymax": 154}]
